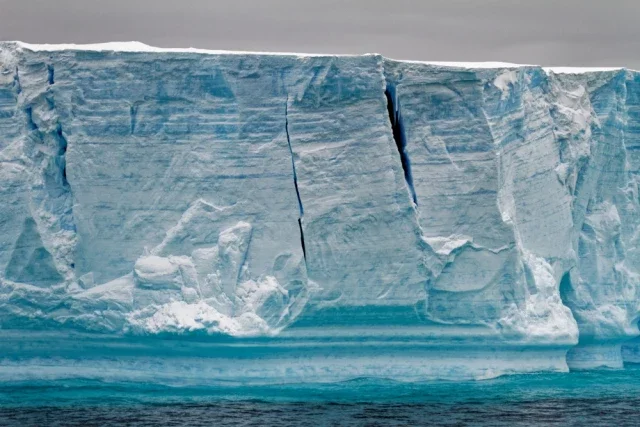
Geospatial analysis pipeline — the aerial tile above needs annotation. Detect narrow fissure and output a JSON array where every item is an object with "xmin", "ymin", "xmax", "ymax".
[
  {"xmin": 14, "ymin": 67, "xmax": 21, "ymax": 94},
  {"xmin": 559, "ymin": 270, "xmax": 575, "ymax": 314},
  {"xmin": 385, "ymin": 83, "xmax": 418, "ymax": 205},
  {"xmin": 285, "ymin": 99, "xmax": 306, "ymax": 261},
  {"xmin": 47, "ymin": 64, "xmax": 54, "ymax": 85},
  {"xmin": 130, "ymin": 104, "xmax": 138, "ymax": 135},
  {"xmin": 25, "ymin": 106, "xmax": 38, "ymax": 131},
  {"xmin": 298, "ymin": 218, "xmax": 306, "ymax": 260},
  {"xmin": 56, "ymin": 123, "xmax": 69, "ymax": 187}
]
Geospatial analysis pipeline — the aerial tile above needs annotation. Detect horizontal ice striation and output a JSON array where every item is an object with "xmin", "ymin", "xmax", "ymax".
[{"xmin": 0, "ymin": 42, "xmax": 639, "ymax": 383}]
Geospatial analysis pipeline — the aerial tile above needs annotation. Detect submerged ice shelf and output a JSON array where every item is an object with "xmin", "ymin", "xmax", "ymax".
[{"xmin": 1, "ymin": 41, "xmax": 640, "ymax": 383}]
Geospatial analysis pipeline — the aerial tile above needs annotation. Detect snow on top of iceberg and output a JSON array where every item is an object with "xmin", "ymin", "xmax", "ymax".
[
  {"xmin": 390, "ymin": 59, "xmax": 530, "ymax": 69},
  {"xmin": 544, "ymin": 66, "xmax": 628, "ymax": 74},
  {"xmin": 13, "ymin": 41, "xmax": 354, "ymax": 58},
  {"xmin": 14, "ymin": 42, "xmax": 527, "ymax": 68},
  {"xmin": 10, "ymin": 41, "xmax": 637, "ymax": 73}
]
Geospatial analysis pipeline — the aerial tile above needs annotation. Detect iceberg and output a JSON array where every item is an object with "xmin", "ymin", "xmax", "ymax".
[{"xmin": 0, "ymin": 41, "xmax": 639, "ymax": 383}]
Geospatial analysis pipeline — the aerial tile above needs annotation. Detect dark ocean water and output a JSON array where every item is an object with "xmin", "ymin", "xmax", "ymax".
[{"xmin": 1, "ymin": 365, "xmax": 640, "ymax": 426}]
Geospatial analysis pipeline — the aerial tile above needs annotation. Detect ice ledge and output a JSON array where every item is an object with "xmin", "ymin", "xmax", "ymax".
[
  {"xmin": 0, "ymin": 331, "xmax": 572, "ymax": 383},
  {"xmin": 7, "ymin": 41, "xmax": 637, "ymax": 73}
]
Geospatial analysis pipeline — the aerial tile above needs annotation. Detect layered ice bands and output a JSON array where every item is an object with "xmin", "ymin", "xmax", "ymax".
[{"xmin": 0, "ymin": 42, "xmax": 639, "ymax": 383}]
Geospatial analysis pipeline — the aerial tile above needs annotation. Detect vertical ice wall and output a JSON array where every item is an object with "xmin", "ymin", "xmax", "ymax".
[
  {"xmin": 382, "ymin": 60, "xmax": 640, "ymax": 368},
  {"xmin": 284, "ymin": 56, "xmax": 428, "ymax": 328},
  {"xmin": 0, "ymin": 44, "xmax": 76, "ymax": 324},
  {"xmin": 549, "ymin": 69, "xmax": 640, "ymax": 368},
  {"xmin": 383, "ymin": 61, "xmax": 577, "ymax": 345},
  {"xmin": 1, "ymin": 46, "xmax": 431, "ymax": 337},
  {"xmin": 1, "ymin": 42, "xmax": 640, "ymax": 379}
]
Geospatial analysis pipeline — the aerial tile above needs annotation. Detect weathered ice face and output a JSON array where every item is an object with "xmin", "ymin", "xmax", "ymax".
[{"xmin": 0, "ymin": 41, "xmax": 639, "ymax": 383}]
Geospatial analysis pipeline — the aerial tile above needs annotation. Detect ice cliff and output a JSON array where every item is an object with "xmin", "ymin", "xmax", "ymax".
[{"xmin": 1, "ymin": 42, "xmax": 639, "ymax": 383}]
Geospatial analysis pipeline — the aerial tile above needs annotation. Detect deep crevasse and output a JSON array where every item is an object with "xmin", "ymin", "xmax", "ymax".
[{"xmin": 0, "ymin": 42, "xmax": 639, "ymax": 382}]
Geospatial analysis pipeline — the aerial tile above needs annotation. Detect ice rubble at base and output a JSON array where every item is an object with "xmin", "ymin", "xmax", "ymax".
[
  {"xmin": 1, "ymin": 41, "xmax": 640, "ymax": 382},
  {"xmin": 78, "ymin": 207, "xmax": 301, "ymax": 337}
]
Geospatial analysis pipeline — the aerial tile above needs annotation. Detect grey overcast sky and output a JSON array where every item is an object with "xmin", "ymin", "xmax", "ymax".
[{"xmin": 1, "ymin": 0, "xmax": 638, "ymax": 68}]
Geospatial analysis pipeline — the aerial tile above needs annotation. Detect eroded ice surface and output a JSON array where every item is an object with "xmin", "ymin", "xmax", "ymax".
[{"xmin": 0, "ymin": 42, "xmax": 639, "ymax": 382}]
